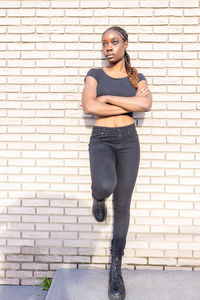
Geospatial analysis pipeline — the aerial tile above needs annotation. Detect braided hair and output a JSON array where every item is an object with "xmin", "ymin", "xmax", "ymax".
[{"xmin": 102, "ymin": 26, "xmax": 139, "ymax": 90}]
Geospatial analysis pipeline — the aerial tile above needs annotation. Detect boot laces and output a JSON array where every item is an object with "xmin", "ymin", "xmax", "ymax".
[
  {"xmin": 96, "ymin": 200, "xmax": 104, "ymax": 211},
  {"xmin": 110, "ymin": 256, "xmax": 123, "ymax": 282}
]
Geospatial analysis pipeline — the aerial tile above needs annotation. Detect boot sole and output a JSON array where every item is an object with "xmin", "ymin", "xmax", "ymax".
[{"xmin": 108, "ymin": 288, "xmax": 126, "ymax": 300}]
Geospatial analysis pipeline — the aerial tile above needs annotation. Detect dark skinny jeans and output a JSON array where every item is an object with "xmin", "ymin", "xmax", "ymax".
[{"xmin": 88, "ymin": 123, "xmax": 140, "ymax": 257}]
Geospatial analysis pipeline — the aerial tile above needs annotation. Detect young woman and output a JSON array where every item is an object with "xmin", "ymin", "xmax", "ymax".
[{"xmin": 81, "ymin": 26, "xmax": 152, "ymax": 300}]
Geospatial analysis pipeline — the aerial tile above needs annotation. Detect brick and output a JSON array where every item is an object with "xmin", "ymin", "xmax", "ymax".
[
  {"xmin": 8, "ymin": 207, "xmax": 35, "ymax": 214},
  {"xmin": 0, "ymin": 1, "xmax": 20, "ymax": 8},
  {"xmin": 64, "ymin": 256, "xmax": 90, "ymax": 263},
  {"xmin": 166, "ymin": 185, "xmax": 193, "ymax": 193},
  {"xmin": 184, "ymin": 26, "xmax": 200, "ymax": 33},
  {"xmin": 152, "ymin": 128, "xmax": 180, "ymax": 135},
  {"xmin": 52, "ymin": 1, "xmax": 79, "ymax": 8},
  {"xmin": 135, "ymin": 217, "xmax": 162, "ymax": 225},
  {"xmin": 50, "ymin": 263, "xmax": 77, "ymax": 270},
  {"xmin": 21, "ymin": 278, "xmax": 43, "ymax": 285},
  {"xmin": 22, "ymin": 232, "xmax": 49, "ymax": 239},
  {"xmin": 152, "ymin": 209, "xmax": 178, "ymax": 217},
  {"xmin": 151, "ymin": 177, "xmax": 179, "ymax": 184},
  {"xmin": 7, "ymin": 255, "xmax": 33, "ymax": 262},
  {"xmin": 50, "ymin": 232, "xmax": 77, "ymax": 239},
  {"xmin": 139, "ymin": 34, "xmax": 167, "ymax": 43},
  {"xmin": 36, "ymin": 224, "xmax": 63, "ymax": 231},
  {"xmin": 154, "ymin": 8, "xmax": 182, "ymax": 16},
  {"xmin": 80, "ymin": 0, "xmax": 108, "ymax": 8},
  {"xmin": 0, "ymin": 262, "xmax": 20, "ymax": 269},
  {"xmin": 36, "ymin": 240, "xmax": 62, "ymax": 247},
  {"xmin": 179, "ymin": 242, "xmax": 200, "ymax": 250},
  {"xmin": 36, "ymin": 207, "xmax": 63, "ymax": 214},
  {"xmin": 165, "ymin": 250, "xmax": 192, "ymax": 257},
  {"xmin": 8, "ymin": 9, "xmax": 35, "ymax": 17},
  {"xmin": 152, "ymin": 144, "xmax": 180, "ymax": 152},
  {"xmin": 110, "ymin": 0, "xmax": 138, "ymax": 7},
  {"xmin": 154, "ymin": 26, "xmax": 182, "ymax": 34},
  {"xmin": 79, "ymin": 248, "xmax": 106, "ymax": 255},
  {"xmin": 94, "ymin": 9, "xmax": 122, "ymax": 16},
  {"xmin": 150, "ymin": 241, "xmax": 178, "ymax": 250},
  {"xmin": 8, "ymin": 223, "xmax": 34, "ymax": 231},
  {"xmin": 167, "ymin": 120, "xmax": 196, "ymax": 127},
  {"xmin": 35, "ymin": 255, "xmax": 62, "ymax": 262},
  {"xmin": 180, "ymin": 177, "xmax": 200, "ymax": 185},
  {"xmin": 22, "ymin": 215, "xmax": 49, "ymax": 223},
  {"xmin": 0, "ymin": 278, "xmax": 19, "ymax": 284},
  {"xmin": 22, "ymin": 199, "xmax": 49, "ymax": 206},
  {"xmin": 136, "ymin": 266, "xmax": 163, "ymax": 270},
  {"xmin": 149, "ymin": 257, "xmax": 177, "ymax": 265},
  {"xmin": 152, "ymin": 225, "xmax": 178, "ymax": 233},
  {"xmin": 64, "ymin": 224, "xmax": 91, "ymax": 231},
  {"xmin": 50, "ymin": 216, "xmax": 77, "ymax": 223},
  {"xmin": 166, "ymin": 153, "xmax": 194, "ymax": 160},
  {"xmin": 7, "ymin": 239, "xmax": 34, "ymax": 247},
  {"xmin": 178, "ymin": 259, "xmax": 200, "ymax": 266},
  {"xmin": 21, "ymin": 263, "xmax": 48, "ymax": 270},
  {"xmin": 165, "ymin": 218, "xmax": 192, "ymax": 225},
  {"xmin": 124, "ymin": 9, "xmax": 153, "ymax": 16},
  {"xmin": 184, "ymin": 8, "xmax": 200, "ymax": 16},
  {"xmin": 51, "ymin": 200, "xmax": 77, "ymax": 207},
  {"xmin": 170, "ymin": 17, "xmax": 198, "ymax": 24},
  {"xmin": 50, "ymin": 247, "xmax": 77, "ymax": 255},
  {"xmin": 34, "ymin": 271, "xmax": 54, "ymax": 278},
  {"xmin": 110, "ymin": 17, "xmax": 139, "ymax": 26},
  {"xmin": 181, "ymin": 161, "xmax": 200, "ymax": 169},
  {"xmin": 6, "ymin": 270, "xmax": 33, "ymax": 278},
  {"xmin": 167, "ymin": 136, "xmax": 195, "ymax": 144},
  {"xmin": 140, "ymin": 0, "xmax": 168, "ymax": 7},
  {"xmin": 166, "ymin": 201, "xmax": 192, "ymax": 209},
  {"xmin": 22, "ymin": 1, "xmax": 49, "ymax": 8},
  {"xmin": 170, "ymin": 0, "xmax": 199, "ymax": 7},
  {"xmin": 136, "ymin": 201, "xmax": 162, "ymax": 210},
  {"xmin": 64, "ymin": 240, "xmax": 91, "ymax": 247}
]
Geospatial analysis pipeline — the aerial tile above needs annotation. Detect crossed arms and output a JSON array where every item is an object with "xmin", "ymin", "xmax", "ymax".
[{"xmin": 81, "ymin": 76, "xmax": 152, "ymax": 117}]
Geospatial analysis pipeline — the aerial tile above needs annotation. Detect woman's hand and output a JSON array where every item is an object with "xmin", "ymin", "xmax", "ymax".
[{"xmin": 136, "ymin": 87, "xmax": 150, "ymax": 97}]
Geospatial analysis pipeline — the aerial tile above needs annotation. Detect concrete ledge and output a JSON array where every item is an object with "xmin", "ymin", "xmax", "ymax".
[
  {"xmin": 0, "ymin": 286, "xmax": 47, "ymax": 300},
  {"xmin": 46, "ymin": 268, "xmax": 200, "ymax": 300}
]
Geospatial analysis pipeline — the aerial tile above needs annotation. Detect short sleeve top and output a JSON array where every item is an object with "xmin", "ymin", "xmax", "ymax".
[{"xmin": 84, "ymin": 67, "xmax": 148, "ymax": 118}]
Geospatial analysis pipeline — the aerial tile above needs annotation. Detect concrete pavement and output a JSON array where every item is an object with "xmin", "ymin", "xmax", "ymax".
[
  {"xmin": 0, "ymin": 285, "xmax": 47, "ymax": 300},
  {"xmin": 1, "ymin": 268, "xmax": 200, "ymax": 300},
  {"xmin": 46, "ymin": 268, "xmax": 200, "ymax": 300}
]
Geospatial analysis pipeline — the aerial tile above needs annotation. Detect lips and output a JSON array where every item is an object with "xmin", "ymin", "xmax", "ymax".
[{"xmin": 106, "ymin": 54, "xmax": 114, "ymax": 58}]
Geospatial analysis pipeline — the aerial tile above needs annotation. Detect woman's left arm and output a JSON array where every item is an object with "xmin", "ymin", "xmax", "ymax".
[{"xmin": 97, "ymin": 80, "xmax": 152, "ymax": 112}]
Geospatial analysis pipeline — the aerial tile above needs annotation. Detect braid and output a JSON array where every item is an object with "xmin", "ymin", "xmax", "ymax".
[
  {"xmin": 124, "ymin": 51, "xmax": 139, "ymax": 90},
  {"xmin": 102, "ymin": 26, "xmax": 139, "ymax": 90}
]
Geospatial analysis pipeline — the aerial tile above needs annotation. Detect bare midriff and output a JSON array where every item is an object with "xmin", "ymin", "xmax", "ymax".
[{"xmin": 94, "ymin": 114, "xmax": 134, "ymax": 127}]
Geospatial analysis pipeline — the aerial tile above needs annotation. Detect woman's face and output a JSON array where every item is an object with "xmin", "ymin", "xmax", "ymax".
[{"xmin": 101, "ymin": 30, "xmax": 128, "ymax": 63}]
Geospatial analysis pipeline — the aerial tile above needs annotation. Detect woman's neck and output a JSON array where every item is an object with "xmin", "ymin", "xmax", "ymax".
[{"xmin": 106, "ymin": 59, "xmax": 126, "ymax": 72}]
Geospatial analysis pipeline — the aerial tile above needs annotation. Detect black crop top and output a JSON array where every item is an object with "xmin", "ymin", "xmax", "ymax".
[{"xmin": 84, "ymin": 67, "xmax": 147, "ymax": 118}]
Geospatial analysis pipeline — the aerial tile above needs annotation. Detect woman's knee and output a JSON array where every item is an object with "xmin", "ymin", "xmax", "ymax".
[{"xmin": 93, "ymin": 178, "xmax": 116, "ymax": 199}]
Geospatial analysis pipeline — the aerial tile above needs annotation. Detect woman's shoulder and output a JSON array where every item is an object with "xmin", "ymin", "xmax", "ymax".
[
  {"xmin": 138, "ymin": 72, "xmax": 148, "ymax": 83},
  {"xmin": 84, "ymin": 67, "xmax": 102, "ymax": 83}
]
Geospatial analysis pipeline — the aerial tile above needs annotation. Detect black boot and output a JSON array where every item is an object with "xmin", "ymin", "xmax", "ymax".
[
  {"xmin": 108, "ymin": 255, "xmax": 126, "ymax": 300},
  {"xmin": 92, "ymin": 196, "xmax": 107, "ymax": 222}
]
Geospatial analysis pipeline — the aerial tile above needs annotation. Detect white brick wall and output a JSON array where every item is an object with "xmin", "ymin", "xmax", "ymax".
[{"xmin": 0, "ymin": 0, "xmax": 200, "ymax": 285}]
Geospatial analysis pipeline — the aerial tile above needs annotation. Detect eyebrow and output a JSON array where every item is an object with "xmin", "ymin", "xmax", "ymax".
[{"xmin": 102, "ymin": 37, "xmax": 119, "ymax": 42}]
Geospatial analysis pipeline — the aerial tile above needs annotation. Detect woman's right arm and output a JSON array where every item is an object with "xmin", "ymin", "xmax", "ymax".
[{"xmin": 81, "ymin": 76, "xmax": 131, "ymax": 117}]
